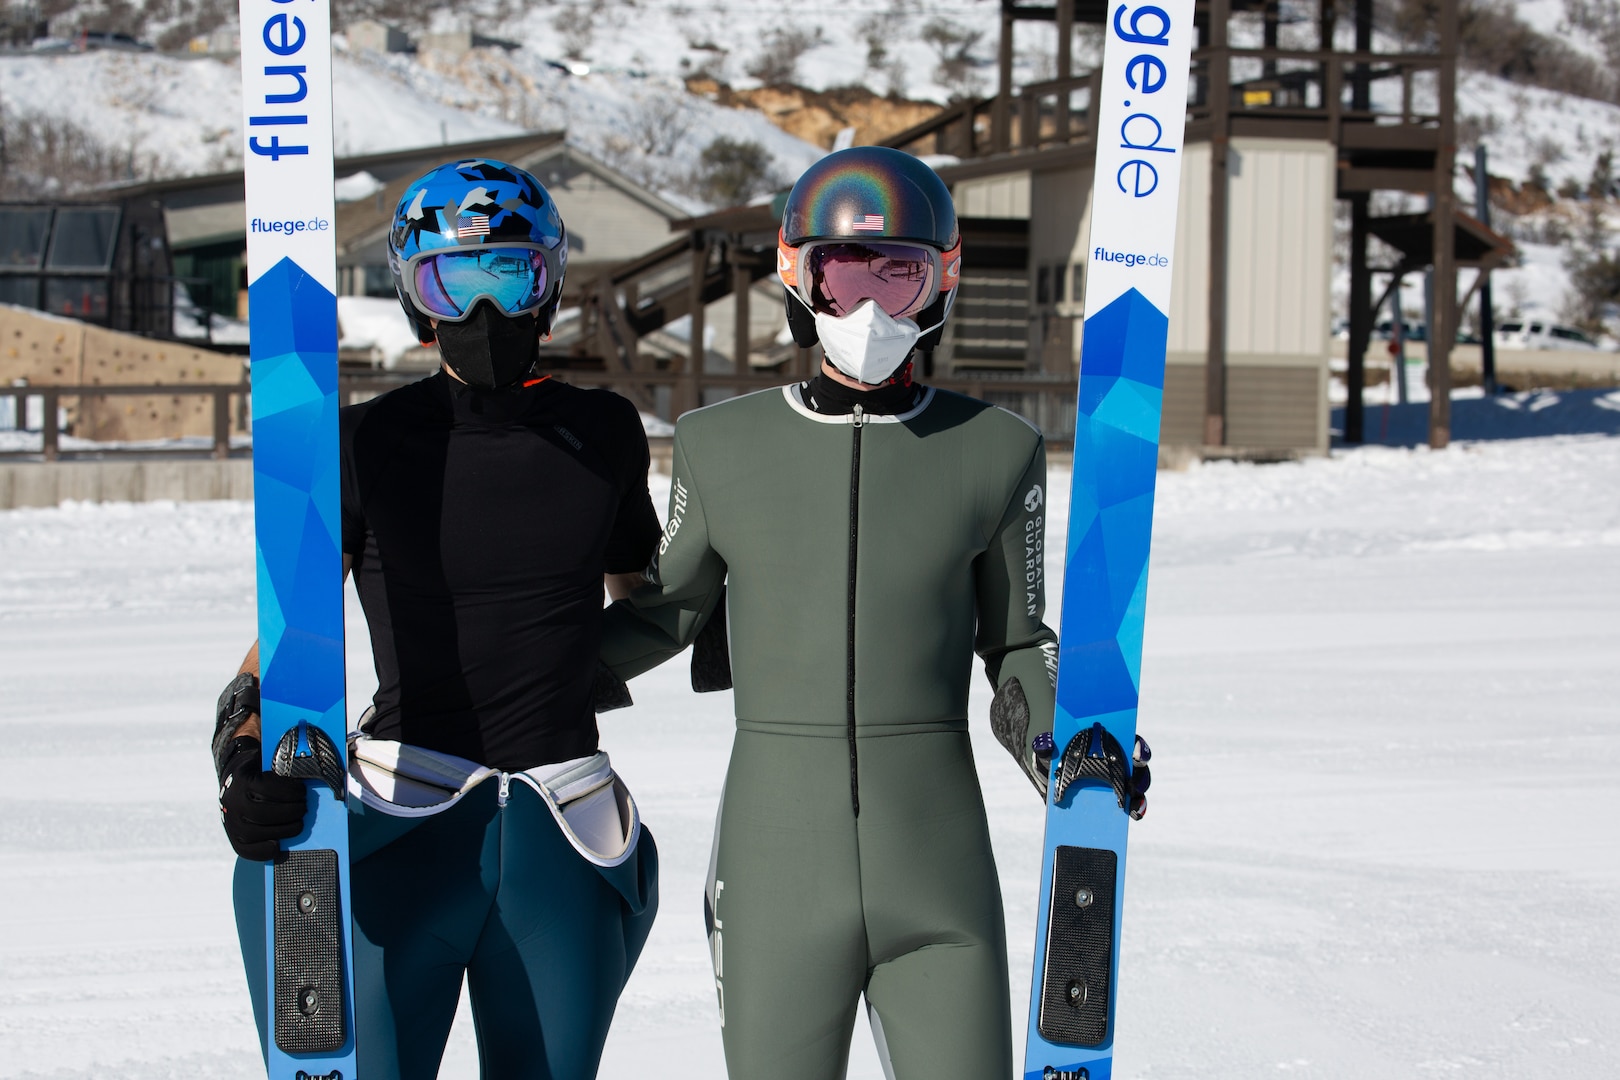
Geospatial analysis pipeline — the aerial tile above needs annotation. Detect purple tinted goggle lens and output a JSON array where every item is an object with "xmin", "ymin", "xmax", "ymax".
[
  {"xmin": 408, "ymin": 246, "xmax": 551, "ymax": 321},
  {"xmin": 802, "ymin": 242, "xmax": 939, "ymax": 319}
]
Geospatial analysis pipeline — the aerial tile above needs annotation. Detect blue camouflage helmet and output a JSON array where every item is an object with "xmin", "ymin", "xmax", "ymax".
[{"xmin": 387, "ymin": 158, "xmax": 569, "ymax": 343}]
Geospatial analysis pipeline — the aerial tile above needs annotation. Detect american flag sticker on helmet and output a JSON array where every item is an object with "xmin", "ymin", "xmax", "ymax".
[
  {"xmin": 850, "ymin": 214, "xmax": 884, "ymax": 232},
  {"xmin": 457, "ymin": 214, "xmax": 491, "ymax": 238}
]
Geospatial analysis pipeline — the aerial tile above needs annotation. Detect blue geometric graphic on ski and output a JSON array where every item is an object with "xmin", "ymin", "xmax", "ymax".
[
  {"xmin": 1022, "ymin": 4, "xmax": 1195, "ymax": 1079},
  {"xmin": 239, "ymin": 0, "xmax": 356, "ymax": 1076}
]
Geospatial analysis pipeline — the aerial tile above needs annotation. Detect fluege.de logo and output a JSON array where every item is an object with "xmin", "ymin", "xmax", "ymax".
[
  {"xmin": 250, "ymin": 216, "xmax": 331, "ymax": 235},
  {"xmin": 1093, "ymin": 246, "xmax": 1169, "ymax": 269}
]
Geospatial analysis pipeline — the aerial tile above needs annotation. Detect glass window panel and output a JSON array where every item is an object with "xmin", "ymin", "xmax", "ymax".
[
  {"xmin": 0, "ymin": 276, "xmax": 41, "ymax": 308},
  {"xmin": 0, "ymin": 209, "xmax": 53, "ymax": 269},
  {"xmin": 47, "ymin": 208, "xmax": 120, "ymax": 270},
  {"xmin": 43, "ymin": 278, "xmax": 110, "ymax": 320},
  {"xmin": 364, "ymin": 265, "xmax": 395, "ymax": 297}
]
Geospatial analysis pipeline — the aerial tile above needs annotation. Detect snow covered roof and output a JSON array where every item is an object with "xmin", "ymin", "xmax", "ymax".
[{"xmin": 101, "ymin": 130, "xmax": 566, "ymax": 203}]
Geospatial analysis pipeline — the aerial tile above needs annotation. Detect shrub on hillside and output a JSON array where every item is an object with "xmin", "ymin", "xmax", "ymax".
[{"xmin": 694, "ymin": 136, "xmax": 776, "ymax": 206}]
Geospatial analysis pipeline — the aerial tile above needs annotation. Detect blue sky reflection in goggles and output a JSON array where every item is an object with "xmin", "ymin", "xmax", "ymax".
[{"xmin": 406, "ymin": 245, "xmax": 553, "ymax": 321}]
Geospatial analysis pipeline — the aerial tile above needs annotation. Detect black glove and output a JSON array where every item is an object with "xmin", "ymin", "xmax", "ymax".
[{"xmin": 218, "ymin": 736, "xmax": 308, "ymax": 860}]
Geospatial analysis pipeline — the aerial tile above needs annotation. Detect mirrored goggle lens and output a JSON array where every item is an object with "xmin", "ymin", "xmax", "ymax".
[
  {"xmin": 805, "ymin": 242, "xmax": 936, "ymax": 319},
  {"xmin": 411, "ymin": 247, "xmax": 549, "ymax": 320}
]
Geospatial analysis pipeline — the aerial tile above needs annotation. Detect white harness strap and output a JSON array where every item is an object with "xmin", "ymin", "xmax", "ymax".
[{"xmin": 348, "ymin": 735, "xmax": 641, "ymax": 867}]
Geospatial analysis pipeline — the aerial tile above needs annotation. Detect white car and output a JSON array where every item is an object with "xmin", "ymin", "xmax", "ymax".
[{"xmin": 1493, "ymin": 320, "xmax": 1598, "ymax": 351}]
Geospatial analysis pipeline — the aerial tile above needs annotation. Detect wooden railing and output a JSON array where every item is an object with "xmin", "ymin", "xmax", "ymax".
[
  {"xmin": 882, "ymin": 72, "xmax": 1102, "ymax": 158},
  {"xmin": 880, "ymin": 45, "xmax": 1443, "ymax": 163},
  {"xmin": 1188, "ymin": 48, "xmax": 1445, "ymax": 133},
  {"xmin": 0, "ymin": 383, "xmax": 248, "ymax": 462}
]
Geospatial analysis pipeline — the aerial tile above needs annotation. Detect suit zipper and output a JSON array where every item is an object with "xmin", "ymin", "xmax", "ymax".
[{"xmin": 847, "ymin": 404, "xmax": 864, "ymax": 817}]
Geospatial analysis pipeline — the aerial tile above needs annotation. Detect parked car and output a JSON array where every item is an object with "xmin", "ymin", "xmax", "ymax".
[
  {"xmin": 77, "ymin": 30, "xmax": 153, "ymax": 51},
  {"xmin": 1493, "ymin": 320, "xmax": 1599, "ymax": 351}
]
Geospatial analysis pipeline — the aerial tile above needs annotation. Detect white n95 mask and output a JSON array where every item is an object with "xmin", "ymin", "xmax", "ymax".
[{"xmin": 815, "ymin": 301, "xmax": 919, "ymax": 385}]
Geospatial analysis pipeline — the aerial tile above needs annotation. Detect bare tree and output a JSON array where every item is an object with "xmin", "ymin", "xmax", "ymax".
[
  {"xmin": 921, "ymin": 17, "xmax": 985, "ymax": 99},
  {"xmin": 0, "ymin": 108, "xmax": 127, "ymax": 197},
  {"xmin": 745, "ymin": 27, "xmax": 820, "ymax": 86},
  {"xmin": 626, "ymin": 92, "xmax": 693, "ymax": 157}
]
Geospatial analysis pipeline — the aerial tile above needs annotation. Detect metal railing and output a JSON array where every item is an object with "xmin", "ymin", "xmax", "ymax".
[
  {"xmin": 0, "ymin": 370, "xmax": 1084, "ymax": 464},
  {"xmin": 0, "ymin": 383, "xmax": 249, "ymax": 462},
  {"xmin": 340, "ymin": 369, "xmax": 1083, "ymax": 443}
]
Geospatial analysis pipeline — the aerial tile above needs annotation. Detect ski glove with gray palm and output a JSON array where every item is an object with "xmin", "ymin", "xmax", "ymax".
[{"xmin": 991, "ymin": 676, "xmax": 1153, "ymax": 818}]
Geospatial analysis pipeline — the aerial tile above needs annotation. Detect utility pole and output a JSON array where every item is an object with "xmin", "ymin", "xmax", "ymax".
[
  {"xmin": 1475, "ymin": 144, "xmax": 1497, "ymax": 393},
  {"xmin": 1429, "ymin": 0, "xmax": 1459, "ymax": 449},
  {"xmin": 1205, "ymin": 0, "xmax": 1231, "ymax": 447}
]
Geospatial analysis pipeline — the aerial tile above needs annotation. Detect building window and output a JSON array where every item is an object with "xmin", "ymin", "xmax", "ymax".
[
  {"xmin": 0, "ymin": 205, "xmax": 120, "ymax": 323},
  {"xmin": 47, "ymin": 208, "xmax": 120, "ymax": 271},
  {"xmin": 363, "ymin": 265, "xmax": 394, "ymax": 297},
  {"xmin": 44, "ymin": 278, "xmax": 110, "ymax": 320},
  {"xmin": 0, "ymin": 208, "xmax": 52, "ymax": 269}
]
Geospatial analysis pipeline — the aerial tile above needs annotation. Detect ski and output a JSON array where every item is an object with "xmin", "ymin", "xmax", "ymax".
[
  {"xmin": 239, "ymin": 0, "xmax": 355, "ymax": 1077},
  {"xmin": 1022, "ymin": 4, "xmax": 1195, "ymax": 1079}
]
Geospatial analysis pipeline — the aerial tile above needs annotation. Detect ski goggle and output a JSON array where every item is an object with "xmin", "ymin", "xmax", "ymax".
[
  {"xmin": 778, "ymin": 235, "xmax": 962, "ymax": 320},
  {"xmin": 402, "ymin": 244, "xmax": 561, "ymax": 322}
]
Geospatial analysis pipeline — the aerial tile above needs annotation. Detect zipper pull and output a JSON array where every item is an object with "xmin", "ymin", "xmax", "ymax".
[
  {"xmin": 852, "ymin": 403, "xmax": 865, "ymax": 427},
  {"xmin": 497, "ymin": 772, "xmax": 511, "ymax": 807}
]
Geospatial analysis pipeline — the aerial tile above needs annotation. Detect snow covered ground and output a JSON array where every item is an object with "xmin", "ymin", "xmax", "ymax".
[{"xmin": 0, "ymin": 427, "xmax": 1617, "ymax": 1078}]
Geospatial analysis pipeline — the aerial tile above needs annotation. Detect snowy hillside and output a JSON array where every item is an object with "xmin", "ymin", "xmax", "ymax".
[
  {"xmin": 0, "ymin": 46, "xmax": 822, "ymax": 212},
  {"xmin": 8, "ymin": 2, "xmax": 1620, "ymax": 202},
  {"xmin": 9, "ymin": 2, "xmax": 1620, "ymax": 319},
  {"xmin": 1, "ymin": 421, "xmax": 1616, "ymax": 1078}
]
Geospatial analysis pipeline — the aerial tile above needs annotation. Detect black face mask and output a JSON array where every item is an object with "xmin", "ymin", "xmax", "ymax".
[{"xmin": 435, "ymin": 302, "xmax": 540, "ymax": 390}]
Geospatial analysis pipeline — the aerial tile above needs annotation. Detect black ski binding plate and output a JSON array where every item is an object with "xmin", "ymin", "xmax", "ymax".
[
  {"xmin": 1052, "ymin": 723, "xmax": 1131, "ymax": 812},
  {"xmin": 273, "ymin": 721, "xmax": 347, "ymax": 800},
  {"xmin": 1037, "ymin": 845, "xmax": 1117, "ymax": 1047},
  {"xmin": 273, "ymin": 848, "xmax": 347, "ymax": 1055}
]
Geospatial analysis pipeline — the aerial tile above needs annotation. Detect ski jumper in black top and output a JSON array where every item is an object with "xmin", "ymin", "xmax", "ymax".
[
  {"xmin": 232, "ymin": 370, "xmax": 665, "ymax": 1079},
  {"xmin": 340, "ymin": 370, "xmax": 661, "ymax": 770}
]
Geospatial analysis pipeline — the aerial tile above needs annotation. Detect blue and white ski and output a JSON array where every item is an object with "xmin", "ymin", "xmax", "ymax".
[
  {"xmin": 239, "ymin": 1, "xmax": 355, "ymax": 1077},
  {"xmin": 1023, "ymin": 4, "xmax": 1195, "ymax": 1079}
]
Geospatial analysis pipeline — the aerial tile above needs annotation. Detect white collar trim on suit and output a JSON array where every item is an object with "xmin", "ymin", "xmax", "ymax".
[{"xmin": 782, "ymin": 383, "xmax": 936, "ymax": 425}]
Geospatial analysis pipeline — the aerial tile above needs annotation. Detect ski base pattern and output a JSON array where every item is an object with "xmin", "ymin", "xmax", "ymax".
[{"xmin": 1021, "ymin": 3, "xmax": 1196, "ymax": 1079}]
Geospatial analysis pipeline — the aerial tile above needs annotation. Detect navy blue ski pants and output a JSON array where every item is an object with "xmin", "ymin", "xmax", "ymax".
[{"xmin": 232, "ymin": 779, "xmax": 658, "ymax": 1080}]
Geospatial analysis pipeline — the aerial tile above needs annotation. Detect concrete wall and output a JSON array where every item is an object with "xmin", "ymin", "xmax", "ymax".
[
  {"xmin": 0, "ymin": 304, "xmax": 246, "ymax": 442},
  {"xmin": 0, "ymin": 459, "xmax": 253, "ymax": 509}
]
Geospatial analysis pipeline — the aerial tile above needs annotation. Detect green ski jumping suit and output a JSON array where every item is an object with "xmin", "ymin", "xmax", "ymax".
[{"xmin": 601, "ymin": 381, "xmax": 1057, "ymax": 1080}]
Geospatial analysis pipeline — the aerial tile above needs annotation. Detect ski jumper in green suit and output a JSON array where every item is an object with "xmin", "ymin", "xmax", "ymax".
[{"xmin": 601, "ymin": 378, "xmax": 1057, "ymax": 1080}]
